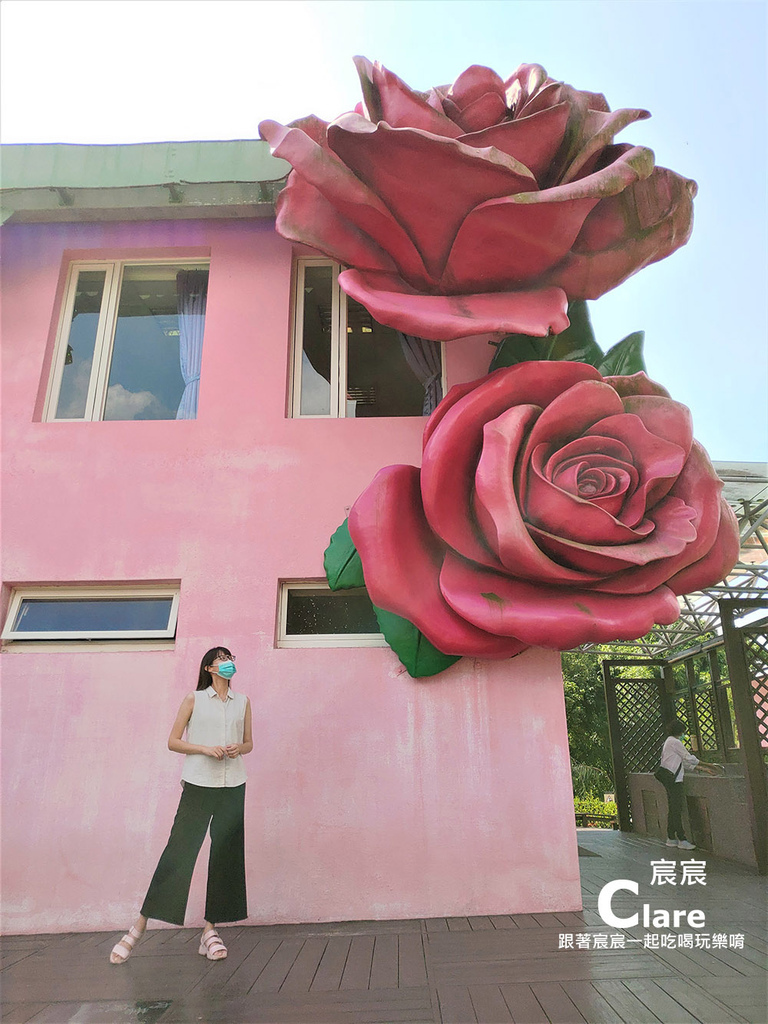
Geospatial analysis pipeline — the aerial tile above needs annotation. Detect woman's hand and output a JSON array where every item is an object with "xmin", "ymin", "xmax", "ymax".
[
  {"xmin": 225, "ymin": 744, "xmax": 241, "ymax": 759},
  {"xmin": 203, "ymin": 746, "xmax": 226, "ymax": 760}
]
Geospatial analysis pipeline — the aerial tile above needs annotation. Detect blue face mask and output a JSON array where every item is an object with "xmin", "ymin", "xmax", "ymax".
[{"xmin": 215, "ymin": 660, "xmax": 236, "ymax": 680}]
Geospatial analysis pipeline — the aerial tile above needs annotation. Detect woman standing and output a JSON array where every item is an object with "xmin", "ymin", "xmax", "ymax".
[
  {"xmin": 110, "ymin": 646, "xmax": 252, "ymax": 963},
  {"xmin": 659, "ymin": 719, "xmax": 716, "ymax": 850}
]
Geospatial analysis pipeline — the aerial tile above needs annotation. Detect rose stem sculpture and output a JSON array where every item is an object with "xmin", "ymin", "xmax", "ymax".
[{"xmin": 261, "ymin": 59, "xmax": 739, "ymax": 677}]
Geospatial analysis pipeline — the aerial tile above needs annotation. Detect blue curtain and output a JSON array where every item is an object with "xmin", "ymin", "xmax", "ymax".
[{"xmin": 398, "ymin": 333, "xmax": 443, "ymax": 415}]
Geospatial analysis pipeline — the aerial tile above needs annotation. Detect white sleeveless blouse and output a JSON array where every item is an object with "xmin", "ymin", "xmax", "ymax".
[{"xmin": 181, "ymin": 686, "xmax": 248, "ymax": 788}]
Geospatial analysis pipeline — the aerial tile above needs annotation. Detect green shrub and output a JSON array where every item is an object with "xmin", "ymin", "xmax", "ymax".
[{"xmin": 574, "ymin": 795, "xmax": 617, "ymax": 817}]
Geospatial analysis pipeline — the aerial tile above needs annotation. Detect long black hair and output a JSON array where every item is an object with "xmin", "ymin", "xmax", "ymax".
[{"xmin": 196, "ymin": 646, "xmax": 233, "ymax": 691}]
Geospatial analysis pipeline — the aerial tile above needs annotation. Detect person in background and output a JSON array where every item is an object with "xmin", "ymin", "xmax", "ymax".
[
  {"xmin": 660, "ymin": 718, "xmax": 718, "ymax": 850},
  {"xmin": 109, "ymin": 646, "xmax": 252, "ymax": 963}
]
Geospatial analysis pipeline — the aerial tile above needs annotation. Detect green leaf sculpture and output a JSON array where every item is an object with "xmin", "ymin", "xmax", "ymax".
[
  {"xmin": 597, "ymin": 331, "xmax": 646, "ymax": 375},
  {"xmin": 324, "ymin": 518, "xmax": 461, "ymax": 678},
  {"xmin": 547, "ymin": 300, "xmax": 604, "ymax": 366},
  {"xmin": 489, "ymin": 300, "xmax": 646, "ymax": 376},
  {"xmin": 488, "ymin": 332, "xmax": 556, "ymax": 369},
  {"xmin": 324, "ymin": 519, "xmax": 365, "ymax": 590},
  {"xmin": 372, "ymin": 605, "xmax": 461, "ymax": 678}
]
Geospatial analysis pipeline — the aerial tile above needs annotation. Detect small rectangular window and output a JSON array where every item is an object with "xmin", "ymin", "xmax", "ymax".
[
  {"xmin": 2, "ymin": 586, "xmax": 180, "ymax": 640},
  {"xmin": 277, "ymin": 582, "xmax": 386, "ymax": 648},
  {"xmin": 45, "ymin": 261, "xmax": 209, "ymax": 421},
  {"xmin": 290, "ymin": 259, "xmax": 444, "ymax": 418}
]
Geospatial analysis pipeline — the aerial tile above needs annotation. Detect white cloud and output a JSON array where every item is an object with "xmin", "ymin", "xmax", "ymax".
[{"xmin": 104, "ymin": 384, "xmax": 171, "ymax": 420}]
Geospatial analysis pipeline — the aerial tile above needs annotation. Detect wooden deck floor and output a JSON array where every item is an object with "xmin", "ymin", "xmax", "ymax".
[{"xmin": 2, "ymin": 831, "xmax": 766, "ymax": 1023}]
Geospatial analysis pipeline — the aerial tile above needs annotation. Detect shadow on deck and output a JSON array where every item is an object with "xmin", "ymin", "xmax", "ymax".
[{"xmin": 2, "ymin": 830, "xmax": 766, "ymax": 1023}]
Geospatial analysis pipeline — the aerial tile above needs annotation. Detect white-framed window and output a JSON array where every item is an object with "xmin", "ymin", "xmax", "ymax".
[
  {"xmin": 290, "ymin": 259, "xmax": 444, "ymax": 418},
  {"xmin": 276, "ymin": 581, "xmax": 386, "ymax": 648},
  {"xmin": 1, "ymin": 585, "xmax": 180, "ymax": 641},
  {"xmin": 44, "ymin": 260, "xmax": 209, "ymax": 422}
]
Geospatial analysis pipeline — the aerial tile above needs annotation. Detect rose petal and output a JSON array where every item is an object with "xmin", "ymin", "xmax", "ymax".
[
  {"xmin": 473, "ymin": 406, "xmax": 610, "ymax": 585},
  {"xmin": 421, "ymin": 361, "xmax": 603, "ymax": 567},
  {"xmin": 667, "ymin": 499, "xmax": 740, "ymax": 595},
  {"xmin": 260, "ymin": 118, "xmax": 430, "ymax": 285},
  {"xmin": 443, "ymin": 91, "xmax": 507, "ymax": 133},
  {"xmin": 348, "ymin": 465, "xmax": 526, "ymax": 658},
  {"xmin": 619, "ymin": 396, "xmax": 694, "ymax": 453},
  {"xmin": 281, "ymin": 114, "xmax": 330, "ymax": 147},
  {"xmin": 553, "ymin": 471, "xmax": 633, "ymax": 516},
  {"xmin": 583, "ymin": 92, "xmax": 612, "ymax": 114},
  {"xmin": 447, "ymin": 65, "xmax": 507, "ymax": 112},
  {"xmin": 527, "ymin": 443, "xmax": 656, "ymax": 545},
  {"xmin": 546, "ymin": 441, "xmax": 639, "ymax": 513},
  {"xmin": 562, "ymin": 107, "xmax": 651, "ymax": 184},
  {"xmin": 546, "ymin": 165, "xmax": 697, "ymax": 299},
  {"xmin": 472, "ymin": 403, "xmax": 540, "ymax": 555},
  {"xmin": 338, "ymin": 269, "xmax": 569, "ymax": 341},
  {"xmin": 551, "ymin": 456, "xmax": 636, "ymax": 516},
  {"xmin": 504, "ymin": 64, "xmax": 550, "ymax": 111},
  {"xmin": 546, "ymin": 434, "xmax": 635, "ymax": 467},
  {"xmin": 585, "ymin": 410, "xmax": 690, "ymax": 524},
  {"xmin": 586, "ymin": 442, "xmax": 725, "ymax": 594},
  {"xmin": 272, "ymin": 174, "xmax": 398, "ymax": 274},
  {"xmin": 605, "ymin": 372, "xmax": 671, "ymax": 400},
  {"xmin": 422, "ymin": 378, "xmax": 484, "ymax": 451},
  {"xmin": 617, "ymin": 395, "xmax": 694, "ymax": 519},
  {"xmin": 525, "ymin": 380, "xmax": 626, "ymax": 452},
  {"xmin": 327, "ymin": 115, "xmax": 537, "ymax": 279},
  {"xmin": 458, "ymin": 103, "xmax": 571, "ymax": 183},
  {"xmin": 514, "ymin": 79, "xmax": 570, "ymax": 119},
  {"xmin": 440, "ymin": 191, "xmax": 599, "ymax": 293},
  {"xmin": 353, "ymin": 56, "xmax": 463, "ymax": 138},
  {"xmin": 518, "ymin": 380, "xmax": 625, "ymax": 508},
  {"xmin": 440, "ymin": 552, "xmax": 680, "ymax": 648},
  {"xmin": 530, "ymin": 494, "xmax": 698, "ymax": 574},
  {"xmin": 511, "ymin": 141, "xmax": 655, "ymax": 205}
]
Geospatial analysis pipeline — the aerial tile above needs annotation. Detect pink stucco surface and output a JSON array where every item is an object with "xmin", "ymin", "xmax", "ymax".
[{"xmin": 1, "ymin": 218, "xmax": 580, "ymax": 933}]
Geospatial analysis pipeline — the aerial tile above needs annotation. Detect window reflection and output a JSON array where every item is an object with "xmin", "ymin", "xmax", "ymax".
[
  {"xmin": 300, "ymin": 265, "xmax": 333, "ymax": 415},
  {"xmin": 14, "ymin": 597, "xmax": 174, "ymax": 633},
  {"xmin": 50, "ymin": 261, "xmax": 208, "ymax": 422},
  {"xmin": 286, "ymin": 588, "xmax": 380, "ymax": 635},
  {"xmin": 293, "ymin": 260, "xmax": 442, "ymax": 418},
  {"xmin": 55, "ymin": 270, "xmax": 106, "ymax": 419},
  {"xmin": 104, "ymin": 266, "xmax": 206, "ymax": 421}
]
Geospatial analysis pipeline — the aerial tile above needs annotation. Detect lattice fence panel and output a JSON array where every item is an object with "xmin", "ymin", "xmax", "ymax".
[
  {"xmin": 614, "ymin": 678, "xmax": 666, "ymax": 772},
  {"xmin": 744, "ymin": 629, "xmax": 768, "ymax": 749},
  {"xmin": 693, "ymin": 690, "xmax": 719, "ymax": 750},
  {"xmin": 674, "ymin": 692, "xmax": 694, "ymax": 736}
]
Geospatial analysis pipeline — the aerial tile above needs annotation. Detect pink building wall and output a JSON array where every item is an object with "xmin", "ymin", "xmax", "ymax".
[{"xmin": 1, "ymin": 218, "xmax": 580, "ymax": 933}]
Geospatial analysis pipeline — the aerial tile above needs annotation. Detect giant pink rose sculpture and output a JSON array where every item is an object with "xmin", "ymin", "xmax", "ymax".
[
  {"xmin": 344, "ymin": 363, "xmax": 739, "ymax": 670},
  {"xmin": 260, "ymin": 59, "xmax": 697, "ymax": 341}
]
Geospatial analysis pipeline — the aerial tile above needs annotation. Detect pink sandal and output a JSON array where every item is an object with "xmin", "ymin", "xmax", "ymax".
[
  {"xmin": 109, "ymin": 925, "xmax": 143, "ymax": 964},
  {"xmin": 199, "ymin": 928, "xmax": 227, "ymax": 960}
]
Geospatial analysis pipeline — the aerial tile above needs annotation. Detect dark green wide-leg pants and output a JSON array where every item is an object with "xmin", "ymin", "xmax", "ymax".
[
  {"xmin": 141, "ymin": 782, "xmax": 246, "ymax": 926},
  {"xmin": 662, "ymin": 779, "xmax": 686, "ymax": 841}
]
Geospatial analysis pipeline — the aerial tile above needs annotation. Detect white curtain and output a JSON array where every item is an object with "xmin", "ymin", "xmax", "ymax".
[
  {"xmin": 398, "ymin": 333, "xmax": 443, "ymax": 414},
  {"xmin": 175, "ymin": 270, "xmax": 208, "ymax": 419}
]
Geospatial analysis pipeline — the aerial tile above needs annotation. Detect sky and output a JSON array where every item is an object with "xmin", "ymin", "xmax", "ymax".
[{"xmin": 1, "ymin": 0, "xmax": 766, "ymax": 463}]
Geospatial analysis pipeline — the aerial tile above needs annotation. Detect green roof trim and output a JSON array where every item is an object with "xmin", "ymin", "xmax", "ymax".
[
  {"xmin": 0, "ymin": 140, "xmax": 289, "ymax": 190},
  {"xmin": 0, "ymin": 140, "xmax": 291, "ymax": 224}
]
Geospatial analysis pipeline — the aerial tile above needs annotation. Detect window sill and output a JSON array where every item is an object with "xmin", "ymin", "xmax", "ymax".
[
  {"xmin": 277, "ymin": 637, "xmax": 388, "ymax": 649},
  {"xmin": 2, "ymin": 639, "xmax": 177, "ymax": 653}
]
